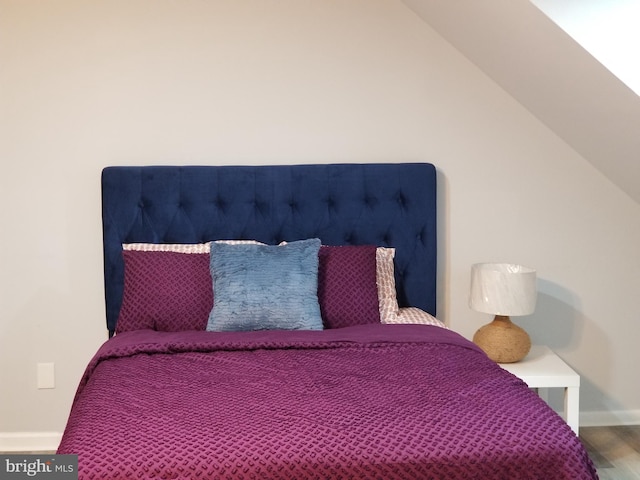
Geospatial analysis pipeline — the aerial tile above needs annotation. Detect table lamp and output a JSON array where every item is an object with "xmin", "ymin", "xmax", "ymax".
[{"xmin": 469, "ymin": 263, "xmax": 537, "ymax": 363}]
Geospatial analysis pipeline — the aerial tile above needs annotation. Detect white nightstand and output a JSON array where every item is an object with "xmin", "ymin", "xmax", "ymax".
[{"xmin": 499, "ymin": 345, "xmax": 580, "ymax": 435}]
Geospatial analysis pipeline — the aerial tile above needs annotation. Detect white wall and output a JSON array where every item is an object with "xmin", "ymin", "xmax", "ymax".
[{"xmin": 1, "ymin": 0, "xmax": 639, "ymax": 450}]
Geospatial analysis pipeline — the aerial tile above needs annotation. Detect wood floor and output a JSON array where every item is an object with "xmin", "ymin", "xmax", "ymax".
[
  {"xmin": 580, "ymin": 426, "xmax": 640, "ymax": 479},
  {"xmin": 4, "ymin": 426, "xmax": 640, "ymax": 479}
]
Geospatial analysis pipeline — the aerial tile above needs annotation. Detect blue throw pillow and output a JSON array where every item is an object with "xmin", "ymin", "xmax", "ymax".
[{"xmin": 206, "ymin": 238, "xmax": 323, "ymax": 332}]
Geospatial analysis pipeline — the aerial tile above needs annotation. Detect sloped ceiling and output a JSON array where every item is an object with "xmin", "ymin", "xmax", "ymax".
[{"xmin": 402, "ymin": 0, "xmax": 640, "ymax": 204}]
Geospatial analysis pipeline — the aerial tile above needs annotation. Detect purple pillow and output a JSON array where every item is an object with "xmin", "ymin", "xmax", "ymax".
[
  {"xmin": 318, "ymin": 245, "xmax": 380, "ymax": 328},
  {"xmin": 116, "ymin": 250, "xmax": 212, "ymax": 333}
]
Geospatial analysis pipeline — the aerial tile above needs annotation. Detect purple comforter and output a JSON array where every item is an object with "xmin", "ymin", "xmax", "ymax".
[{"xmin": 58, "ymin": 324, "xmax": 597, "ymax": 479}]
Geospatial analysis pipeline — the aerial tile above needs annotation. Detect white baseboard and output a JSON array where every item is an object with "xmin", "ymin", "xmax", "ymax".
[
  {"xmin": 580, "ymin": 409, "xmax": 640, "ymax": 427},
  {"xmin": 0, "ymin": 432, "xmax": 62, "ymax": 452}
]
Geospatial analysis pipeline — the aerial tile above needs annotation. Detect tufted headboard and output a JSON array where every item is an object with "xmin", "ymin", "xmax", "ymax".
[{"xmin": 101, "ymin": 163, "xmax": 437, "ymax": 336}]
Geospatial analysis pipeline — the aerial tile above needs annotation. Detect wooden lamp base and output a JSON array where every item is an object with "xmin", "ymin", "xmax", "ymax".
[{"xmin": 472, "ymin": 315, "xmax": 531, "ymax": 363}]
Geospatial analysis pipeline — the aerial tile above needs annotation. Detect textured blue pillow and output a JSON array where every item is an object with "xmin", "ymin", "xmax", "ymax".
[{"xmin": 207, "ymin": 239, "xmax": 323, "ymax": 332}]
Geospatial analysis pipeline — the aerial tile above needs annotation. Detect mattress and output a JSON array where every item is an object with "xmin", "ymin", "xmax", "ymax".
[{"xmin": 58, "ymin": 324, "xmax": 597, "ymax": 479}]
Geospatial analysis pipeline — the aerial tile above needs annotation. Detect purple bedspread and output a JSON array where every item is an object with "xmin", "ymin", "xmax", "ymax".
[{"xmin": 58, "ymin": 324, "xmax": 597, "ymax": 479}]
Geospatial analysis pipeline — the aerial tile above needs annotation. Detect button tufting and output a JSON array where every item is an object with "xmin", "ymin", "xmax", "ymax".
[
  {"xmin": 396, "ymin": 192, "xmax": 407, "ymax": 208},
  {"xmin": 214, "ymin": 197, "xmax": 227, "ymax": 212},
  {"xmin": 364, "ymin": 195, "xmax": 377, "ymax": 208}
]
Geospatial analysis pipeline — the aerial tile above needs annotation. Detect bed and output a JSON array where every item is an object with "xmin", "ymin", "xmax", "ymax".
[{"xmin": 57, "ymin": 163, "xmax": 597, "ymax": 479}]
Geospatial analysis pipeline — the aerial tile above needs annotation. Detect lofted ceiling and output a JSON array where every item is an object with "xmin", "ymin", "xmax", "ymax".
[{"xmin": 402, "ymin": 0, "xmax": 640, "ymax": 204}]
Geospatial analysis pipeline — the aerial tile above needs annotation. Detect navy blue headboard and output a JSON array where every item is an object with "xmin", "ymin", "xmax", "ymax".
[{"xmin": 102, "ymin": 163, "xmax": 437, "ymax": 336}]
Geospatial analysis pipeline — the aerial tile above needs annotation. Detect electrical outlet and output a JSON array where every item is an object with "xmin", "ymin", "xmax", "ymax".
[{"xmin": 37, "ymin": 363, "xmax": 55, "ymax": 389}]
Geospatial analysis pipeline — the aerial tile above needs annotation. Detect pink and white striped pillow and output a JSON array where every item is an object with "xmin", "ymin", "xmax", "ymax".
[{"xmin": 376, "ymin": 247, "xmax": 445, "ymax": 328}]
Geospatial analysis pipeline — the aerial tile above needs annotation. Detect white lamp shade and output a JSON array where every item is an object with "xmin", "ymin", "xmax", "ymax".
[{"xmin": 469, "ymin": 263, "xmax": 537, "ymax": 316}]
